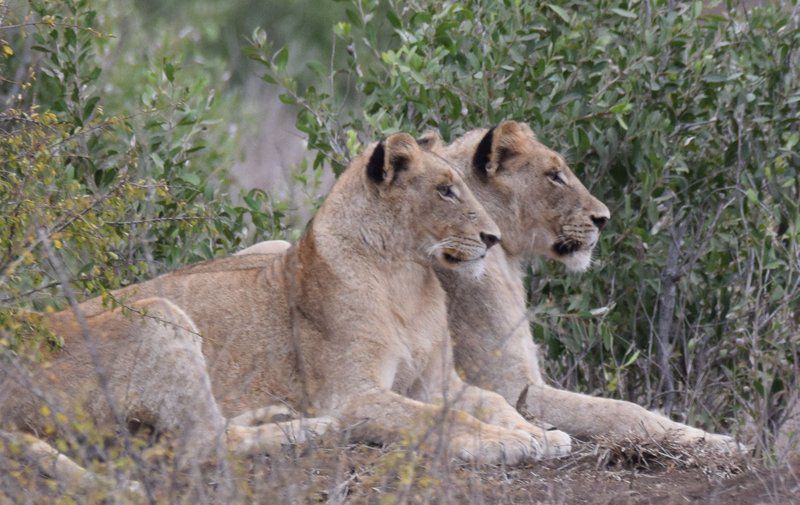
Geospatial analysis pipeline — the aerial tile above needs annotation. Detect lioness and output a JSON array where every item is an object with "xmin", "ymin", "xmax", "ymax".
[
  {"xmin": 242, "ymin": 121, "xmax": 739, "ymax": 451},
  {"xmin": 2, "ymin": 133, "xmax": 569, "ymax": 495},
  {"xmin": 428, "ymin": 120, "xmax": 739, "ymax": 451}
]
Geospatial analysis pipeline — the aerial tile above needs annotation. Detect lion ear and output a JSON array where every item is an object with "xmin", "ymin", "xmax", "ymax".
[
  {"xmin": 366, "ymin": 132, "xmax": 421, "ymax": 185},
  {"xmin": 473, "ymin": 120, "xmax": 530, "ymax": 178},
  {"xmin": 416, "ymin": 129, "xmax": 443, "ymax": 151}
]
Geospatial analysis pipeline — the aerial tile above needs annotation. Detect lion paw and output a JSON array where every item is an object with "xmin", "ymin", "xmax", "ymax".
[
  {"xmin": 292, "ymin": 416, "xmax": 340, "ymax": 443},
  {"xmin": 540, "ymin": 428, "xmax": 572, "ymax": 458},
  {"xmin": 693, "ymin": 432, "xmax": 749, "ymax": 454},
  {"xmin": 453, "ymin": 428, "xmax": 545, "ymax": 465},
  {"xmin": 227, "ymin": 415, "xmax": 340, "ymax": 455},
  {"xmin": 510, "ymin": 422, "xmax": 572, "ymax": 459},
  {"xmin": 667, "ymin": 426, "xmax": 749, "ymax": 455}
]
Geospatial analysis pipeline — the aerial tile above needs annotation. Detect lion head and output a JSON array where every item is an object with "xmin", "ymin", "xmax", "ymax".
[
  {"xmin": 355, "ymin": 132, "xmax": 501, "ymax": 277},
  {"xmin": 424, "ymin": 121, "xmax": 610, "ymax": 272}
]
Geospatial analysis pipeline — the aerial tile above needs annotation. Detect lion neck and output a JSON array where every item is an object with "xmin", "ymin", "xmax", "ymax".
[
  {"xmin": 436, "ymin": 244, "xmax": 540, "ymax": 399},
  {"xmin": 285, "ymin": 164, "xmax": 446, "ymax": 357}
]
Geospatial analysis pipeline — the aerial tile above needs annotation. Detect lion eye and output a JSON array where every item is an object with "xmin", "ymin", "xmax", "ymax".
[
  {"xmin": 437, "ymin": 184, "xmax": 456, "ymax": 199},
  {"xmin": 547, "ymin": 172, "xmax": 566, "ymax": 185}
]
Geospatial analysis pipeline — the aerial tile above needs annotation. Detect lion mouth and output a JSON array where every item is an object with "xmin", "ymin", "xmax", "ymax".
[{"xmin": 552, "ymin": 239, "xmax": 583, "ymax": 256}]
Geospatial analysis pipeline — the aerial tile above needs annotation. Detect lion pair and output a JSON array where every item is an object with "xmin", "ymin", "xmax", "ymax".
[{"xmin": 0, "ymin": 121, "xmax": 739, "ymax": 497}]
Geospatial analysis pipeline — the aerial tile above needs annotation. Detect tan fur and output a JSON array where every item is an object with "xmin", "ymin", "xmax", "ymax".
[
  {"xmin": 426, "ymin": 121, "xmax": 740, "ymax": 452},
  {"xmin": 2, "ymin": 133, "xmax": 572, "ymax": 494},
  {"xmin": 236, "ymin": 239, "xmax": 291, "ymax": 256}
]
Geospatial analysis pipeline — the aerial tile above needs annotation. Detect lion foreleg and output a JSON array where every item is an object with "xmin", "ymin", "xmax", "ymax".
[
  {"xmin": 224, "ymin": 416, "xmax": 339, "ymax": 455},
  {"xmin": 0, "ymin": 430, "xmax": 145, "ymax": 499},
  {"xmin": 444, "ymin": 372, "xmax": 571, "ymax": 459},
  {"xmin": 334, "ymin": 389, "xmax": 549, "ymax": 466},
  {"xmin": 523, "ymin": 384, "xmax": 742, "ymax": 452}
]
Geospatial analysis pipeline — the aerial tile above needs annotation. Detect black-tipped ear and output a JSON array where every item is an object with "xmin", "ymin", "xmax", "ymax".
[
  {"xmin": 366, "ymin": 141, "xmax": 386, "ymax": 183},
  {"xmin": 473, "ymin": 127, "xmax": 495, "ymax": 178},
  {"xmin": 366, "ymin": 132, "xmax": 420, "ymax": 185},
  {"xmin": 473, "ymin": 121, "xmax": 530, "ymax": 178}
]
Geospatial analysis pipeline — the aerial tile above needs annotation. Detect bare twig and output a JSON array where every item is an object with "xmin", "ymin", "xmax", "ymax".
[{"xmin": 655, "ymin": 217, "xmax": 687, "ymax": 415}]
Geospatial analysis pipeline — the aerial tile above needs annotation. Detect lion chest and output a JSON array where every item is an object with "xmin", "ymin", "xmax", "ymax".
[{"xmin": 381, "ymin": 277, "xmax": 449, "ymax": 394}]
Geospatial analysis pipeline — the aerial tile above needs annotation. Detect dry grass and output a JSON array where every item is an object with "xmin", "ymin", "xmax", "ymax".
[
  {"xmin": 5, "ymin": 423, "xmax": 797, "ymax": 504},
  {"xmin": 590, "ymin": 433, "xmax": 750, "ymax": 479}
]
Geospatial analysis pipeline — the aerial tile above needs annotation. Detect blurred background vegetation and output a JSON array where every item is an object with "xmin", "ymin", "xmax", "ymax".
[{"xmin": 1, "ymin": 0, "xmax": 799, "ymax": 490}]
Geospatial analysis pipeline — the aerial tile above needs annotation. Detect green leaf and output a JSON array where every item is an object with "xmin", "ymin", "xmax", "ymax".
[
  {"xmin": 274, "ymin": 47, "xmax": 289, "ymax": 70},
  {"xmin": 702, "ymin": 74, "xmax": 727, "ymax": 83},
  {"xmin": 82, "ymin": 96, "xmax": 100, "ymax": 121},
  {"xmin": 150, "ymin": 152, "xmax": 164, "ymax": 170},
  {"xmin": 623, "ymin": 350, "xmax": 640, "ymax": 367},
  {"xmin": 180, "ymin": 172, "xmax": 201, "ymax": 186},
  {"xmin": 243, "ymin": 193, "xmax": 260, "ymax": 211},
  {"xmin": 611, "ymin": 8, "xmax": 637, "ymax": 19},
  {"xmin": 785, "ymin": 132, "xmax": 799, "ymax": 151},
  {"xmin": 387, "ymin": 11, "xmax": 402, "ymax": 29},
  {"xmin": 177, "ymin": 112, "xmax": 198, "ymax": 126},
  {"xmin": 164, "ymin": 61, "xmax": 175, "ymax": 83},
  {"xmin": 64, "ymin": 28, "xmax": 77, "ymax": 46},
  {"xmin": 545, "ymin": 4, "xmax": 570, "ymax": 23},
  {"xmin": 278, "ymin": 93, "xmax": 296, "ymax": 105},
  {"xmin": 609, "ymin": 102, "xmax": 631, "ymax": 114}
]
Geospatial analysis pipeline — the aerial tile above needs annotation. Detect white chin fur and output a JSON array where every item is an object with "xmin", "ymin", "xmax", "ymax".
[
  {"xmin": 443, "ymin": 257, "xmax": 486, "ymax": 279},
  {"xmin": 461, "ymin": 258, "xmax": 486, "ymax": 279},
  {"xmin": 561, "ymin": 250, "xmax": 592, "ymax": 273}
]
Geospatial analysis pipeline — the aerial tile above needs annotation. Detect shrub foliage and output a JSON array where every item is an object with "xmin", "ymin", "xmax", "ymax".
[{"xmin": 1, "ymin": 0, "xmax": 285, "ymax": 346}]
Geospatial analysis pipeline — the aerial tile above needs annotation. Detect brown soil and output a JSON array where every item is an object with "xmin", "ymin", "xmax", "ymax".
[{"xmin": 448, "ymin": 450, "xmax": 800, "ymax": 505}]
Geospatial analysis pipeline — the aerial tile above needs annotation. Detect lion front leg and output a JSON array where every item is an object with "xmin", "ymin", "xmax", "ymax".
[
  {"xmin": 523, "ymin": 384, "xmax": 743, "ymax": 453},
  {"xmin": 0, "ymin": 430, "xmax": 145, "ymax": 500},
  {"xmin": 224, "ymin": 416, "xmax": 339, "ymax": 455},
  {"xmin": 444, "ymin": 373, "xmax": 571, "ymax": 459},
  {"xmin": 337, "ymin": 389, "xmax": 545, "ymax": 466}
]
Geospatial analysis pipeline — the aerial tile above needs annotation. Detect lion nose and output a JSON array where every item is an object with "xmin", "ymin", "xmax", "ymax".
[
  {"xmin": 480, "ymin": 232, "xmax": 500, "ymax": 249},
  {"xmin": 591, "ymin": 215, "xmax": 609, "ymax": 231}
]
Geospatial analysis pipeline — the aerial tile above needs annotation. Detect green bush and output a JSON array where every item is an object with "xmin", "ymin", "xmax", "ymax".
[
  {"xmin": 1, "ymin": 0, "xmax": 286, "ymax": 346},
  {"xmin": 249, "ymin": 0, "xmax": 800, "ymax": 450}
]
